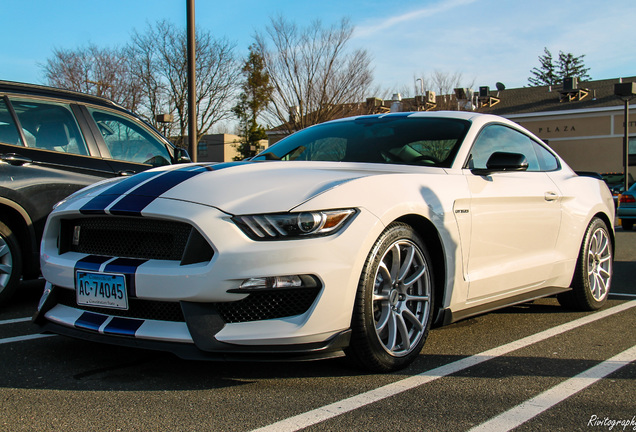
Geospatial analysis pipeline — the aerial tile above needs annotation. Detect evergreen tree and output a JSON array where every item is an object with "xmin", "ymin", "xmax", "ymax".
[
  {"xmin": 556, "ymin": 51, "xmax": 591, "ymax": 82},
  {"xmin": 528, "ymin": 48, "xmax": 558, "ymax": 87},
  {"xmin": 527, "ymin": 47, "xmax": 591, "ymax": 87},
  {"xmin": 232, "ymin": 44, "xmax": 272, "ymax": 160}
]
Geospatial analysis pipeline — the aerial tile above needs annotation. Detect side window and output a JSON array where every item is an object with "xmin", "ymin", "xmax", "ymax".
[
  {"xmin": 0, "ymin": 98, "xmax": 23, "ymax": 146},
  {"xmin": 11, "ymin": 98, "xmax": 88, "ymax": 155},
  {"xmin": 469, "ymin": 124, "xmax": 540, "ymax": 171},
  {"xmin": 532, "ymin": 141, "xmax": 560, "ymax": 171},
  {"xmin": 88, "ymin": 108, "xmax": 171, "ymax": 166}
]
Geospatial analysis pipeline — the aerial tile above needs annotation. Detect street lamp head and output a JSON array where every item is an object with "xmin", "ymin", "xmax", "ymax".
[{"xmin": 614, "ymin": 82, "xmax": 636, "ymax": 101}]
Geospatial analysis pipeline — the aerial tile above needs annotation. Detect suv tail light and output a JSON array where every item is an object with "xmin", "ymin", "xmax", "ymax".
[{"xmin": 619, "ymin": 194, "xmax": 636, "ymax": 204}]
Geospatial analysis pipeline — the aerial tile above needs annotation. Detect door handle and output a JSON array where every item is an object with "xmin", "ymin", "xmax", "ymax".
[
  {"xmin": 0, "ymin": 153, "xmax": 33, "ymax": 166},
  {"xmin": 544, "ymin": 191, "xmax": 559, "ymax": 201},
  {"xmin": 117, "ymin": 170, "xmax": 136, "ymax": 176}
]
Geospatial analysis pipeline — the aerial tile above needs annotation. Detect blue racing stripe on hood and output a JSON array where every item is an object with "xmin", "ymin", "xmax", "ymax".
[
  {"xmin": 80, "ymin": 171, "xmax": 162, "ymax": 215},
  {"xmin": 109, "ymin": 166, "xmax": 211, "ymax": 216}
]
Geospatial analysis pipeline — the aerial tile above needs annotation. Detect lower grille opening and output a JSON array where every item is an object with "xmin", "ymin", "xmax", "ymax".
[{"xmin": 55, "ymin": 286, "xmax": 321, "ymax": 324}]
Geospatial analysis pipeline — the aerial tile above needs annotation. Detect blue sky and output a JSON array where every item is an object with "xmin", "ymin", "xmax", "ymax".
[{"xmin": 2, "ymin": 0, "xmax": 635, "ymax": 95}]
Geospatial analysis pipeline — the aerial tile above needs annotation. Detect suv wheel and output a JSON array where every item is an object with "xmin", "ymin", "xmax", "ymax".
[{"xmin": 0, "ymin": 221, "xmax": 22, "ymax": 304}]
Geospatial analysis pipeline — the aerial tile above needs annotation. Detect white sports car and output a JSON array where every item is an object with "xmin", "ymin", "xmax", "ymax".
[{"xmin": 36, "ymin": 111, "xmax": 615, "ymax": 372}]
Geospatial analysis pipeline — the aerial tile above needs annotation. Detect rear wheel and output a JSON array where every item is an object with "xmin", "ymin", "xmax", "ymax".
[
  {"xmin": 346, "ymin": 223, "xmax": 434, "ymax": 372},
  {"xmin": 621, "ymin": 219, "xmax": 633, "ymax": 231},
  {"xmin": 558, "ymin": 218, "xmax": 612, "ymax": 311},
  {"xmin": 0, "ymin": 221, "xmax": 22, "ymax": 304}
]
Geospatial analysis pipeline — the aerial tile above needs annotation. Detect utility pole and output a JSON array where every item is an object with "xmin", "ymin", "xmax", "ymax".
[{"xmin": 187, "ymin": 0, "xmax": 197, "ymax": 162}]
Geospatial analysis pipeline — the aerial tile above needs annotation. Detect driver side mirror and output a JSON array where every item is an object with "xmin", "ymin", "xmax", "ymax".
[{"xmin": 472, "ymin": 152, "xmax": 528, "ymax": 176}]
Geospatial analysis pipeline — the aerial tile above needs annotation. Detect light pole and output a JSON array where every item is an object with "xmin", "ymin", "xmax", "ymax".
[
  {"xmin": 187, "ymin": 0, "xmax": 197, "ymax": 162},
  {"xmin": 614, "ymin": 82, "xmax": 636, "ymax": 193}
]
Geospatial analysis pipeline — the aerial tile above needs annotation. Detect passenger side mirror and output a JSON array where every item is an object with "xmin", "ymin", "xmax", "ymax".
[
  {"xmin": 472, "ymin": 152, "xmax": 528, "ymax": 176},
  {"xmin": 174, "ymin": 147, "xmax": 192, "ymax": 164}
]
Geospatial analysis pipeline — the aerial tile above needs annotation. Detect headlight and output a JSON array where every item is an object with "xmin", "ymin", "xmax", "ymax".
[{"xmin": 232, "ymin": 209, "xmax": 356, "ymax": 240}]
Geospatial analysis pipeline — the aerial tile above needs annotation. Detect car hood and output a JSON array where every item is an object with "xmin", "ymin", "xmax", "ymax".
[
  {"xmin": 161, "ymin": 161, "xmax": 428, "ymax": 214},
  {"xmin": 72, "ymin": 161, "xmax": 441, "ymax": 216}
]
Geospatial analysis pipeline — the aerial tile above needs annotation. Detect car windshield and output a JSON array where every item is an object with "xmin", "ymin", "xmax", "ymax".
[{"xmin": 254, "ymin": 116, "xmax": 470, "ymax": 168}]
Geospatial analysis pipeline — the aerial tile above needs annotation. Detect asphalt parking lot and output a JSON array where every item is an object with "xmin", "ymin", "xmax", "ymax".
[{"xmin": 0, "ymin": 228, "xmax": 634, "ymax": 432}]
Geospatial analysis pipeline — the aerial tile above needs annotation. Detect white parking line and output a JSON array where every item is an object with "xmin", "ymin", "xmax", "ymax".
[
  {"xmin": 468, "ymin": 343, "xmax": 636, "ymax": 432},
  {"xmin": 251, "ymin": 301, "xmax": 636, "ymax": 432},
  {"xmin": 0, "ymin": 316, "xmax": 32, "ymax": 325},
  {"xmin": 0, "ymin": 334, "xmax": 56, "ymax": 345}
]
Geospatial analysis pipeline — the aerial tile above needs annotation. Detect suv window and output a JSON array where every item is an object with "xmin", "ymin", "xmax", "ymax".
[
  {"xmin": 10, "ymin": 98, "xmax": 89, "ymax": 155},
  {"xmin": 88, "ymin": 107, "xmax": 171, "ymax": 166},
  {"xmin": 468, "ymin": 124, "xmax": 559, "ymax": 171},
  {"xmin": 0, "ymin": 98, "xmax": 22, "ymax": 146}
]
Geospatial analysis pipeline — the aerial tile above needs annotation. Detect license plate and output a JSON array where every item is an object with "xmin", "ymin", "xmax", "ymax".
[{"xmin": 76, "ymin": 271, "xmax": 128, "ymax": 310}]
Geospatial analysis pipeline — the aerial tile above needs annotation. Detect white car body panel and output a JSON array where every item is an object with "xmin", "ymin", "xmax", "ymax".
[{"xmin": 35, "ymin": 111, "xmax": 615, "ymax": 362}]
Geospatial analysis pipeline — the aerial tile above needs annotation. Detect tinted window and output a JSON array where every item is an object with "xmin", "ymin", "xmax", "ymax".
[
  {"xmin": 88, "ymin": 107, "xmax": 171, "ymax": 166},
  {"xmin": 255, "ymin": 116, "xmax": 470, "ymax": 168},
  {"xmin": 11, "ymin": 98, "xmax": 88, "ymax": 155},
  {"xmin": 469, "ymin": 124, "xmax": 545, "ymax": 171},
  {"xmin": 533, "ymin": 141, "xmax": 559, "ymax": 171},
  {"xmin": 0, "ymin": 98, "xmax": 22, "ymax": 146}
]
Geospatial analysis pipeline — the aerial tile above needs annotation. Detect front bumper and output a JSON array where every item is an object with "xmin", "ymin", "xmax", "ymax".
[
  {"xmin": 34, "ymin": 283, "xmax": 351, "ymax": 361},
  {"xmin": 39, "ymin": 199, "xmax": 383, "ymax": 354}
]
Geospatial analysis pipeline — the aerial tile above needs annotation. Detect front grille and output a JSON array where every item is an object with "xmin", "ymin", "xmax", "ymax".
[
  {"xmin": 60, "ymin": 217, "xmax": 213, "ymax": 264},
  {"xmin": 55, "ymin": 287, "xmax": 321, "ymax": 324}
]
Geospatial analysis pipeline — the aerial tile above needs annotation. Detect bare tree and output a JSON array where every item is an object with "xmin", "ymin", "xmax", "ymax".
[
  {"xmin": 129, "ymin": 21, "xmax": 241, "ymax": 147},
  {"xmin": 254, "ymin": 17, "xmax": 373, "ymax": 134},
  {"xmin": 43, "ymin": 44, "xmax": 142, "ymax": 112}
]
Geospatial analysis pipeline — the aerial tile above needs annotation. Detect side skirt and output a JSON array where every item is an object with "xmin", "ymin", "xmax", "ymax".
[{"xmin": 438, "ymin": 287, "xmax": 571, "ymax": 326}]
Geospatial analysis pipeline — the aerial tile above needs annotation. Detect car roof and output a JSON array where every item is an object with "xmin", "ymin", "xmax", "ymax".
[
  {"xmin": 326, "ymin": 110, "xmax": 508, "ymax": 125},
  {"xmin": 0, "ymin": 80, "xmax": 123, "ymax": 110}
]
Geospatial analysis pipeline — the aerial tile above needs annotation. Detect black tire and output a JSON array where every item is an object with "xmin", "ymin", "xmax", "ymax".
[
  {"xmin": 346, "ymin": 223, "xmax": 434, "ymax": 372},
  {"xmin": 621, "ymin": 219, "xmax": 633, "ymax": 231},
  {"xmin": 0, "ymin": 221, "xmax": 22, "ymax": 305},
  {"xmin": 558, "ymin": 218, "xmax": 612, "ymax": 311}
]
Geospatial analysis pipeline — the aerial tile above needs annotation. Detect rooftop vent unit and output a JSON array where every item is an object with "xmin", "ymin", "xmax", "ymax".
[
  {"xmin": 415, "ymin": 91, "xmax": 437, "ymax": 111},
  {"xmin": 559, "ymin": 77, "xmax": 589, "ymax": 102},
  {"xmin": 390, "ymin": 93, "xmax": 402, "ymax": 113},
  {"xmin": 454, "ymin": 88, "xmax": 477, "ymax": 111},
  {"xmin": 366, "ymin": 97, "xmax": 389, "ymax": 114},
  {"xmin": 477, "ymin": 86, "xmax": 500, "ymax": 108}
]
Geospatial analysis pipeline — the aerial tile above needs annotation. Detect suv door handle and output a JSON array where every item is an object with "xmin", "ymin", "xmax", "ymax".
[
  {"xmin": 117, "ymin": 170, "xmax": 136, "ymax": 176},
  {"xmin": 0, "ymin": 153, "xmax": 33, "ymax": 166},
  {"xmin": 544, "ymin": 191, "xmax": 559, "ymax": 201}
]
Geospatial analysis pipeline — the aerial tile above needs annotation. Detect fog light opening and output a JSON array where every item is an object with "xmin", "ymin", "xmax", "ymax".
[{"xmin": 238, "ymin": 275, "xmax": 318, "ymax": 291}]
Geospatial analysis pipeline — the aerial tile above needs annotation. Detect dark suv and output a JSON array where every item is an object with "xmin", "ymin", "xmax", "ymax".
[{"xmin": 0, "ymin": 80, "xmax": 189, "ymax": 303}]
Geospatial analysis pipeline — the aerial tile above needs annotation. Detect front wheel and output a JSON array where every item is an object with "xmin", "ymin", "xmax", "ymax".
[
  {"xmin": 346, "ymin": 223, "xmax": 434, "ymax": 372},
  {"xmin": 0, "ymin": 221, "xmax": 22, "ymax": 304},
  {"xmin": 558, "ymin": 217, "xmax": 612, "ymax": 311}
]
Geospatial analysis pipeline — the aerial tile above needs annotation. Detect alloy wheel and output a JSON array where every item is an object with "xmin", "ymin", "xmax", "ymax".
[{"xmin": 372, "ymin": 239, "xmax": 431, "ymax": 357}]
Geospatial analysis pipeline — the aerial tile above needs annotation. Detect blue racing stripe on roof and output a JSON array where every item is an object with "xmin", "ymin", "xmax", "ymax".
[{"xmin": 79, "ymin": 171, "xmax": 161, "ymax": 215}]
